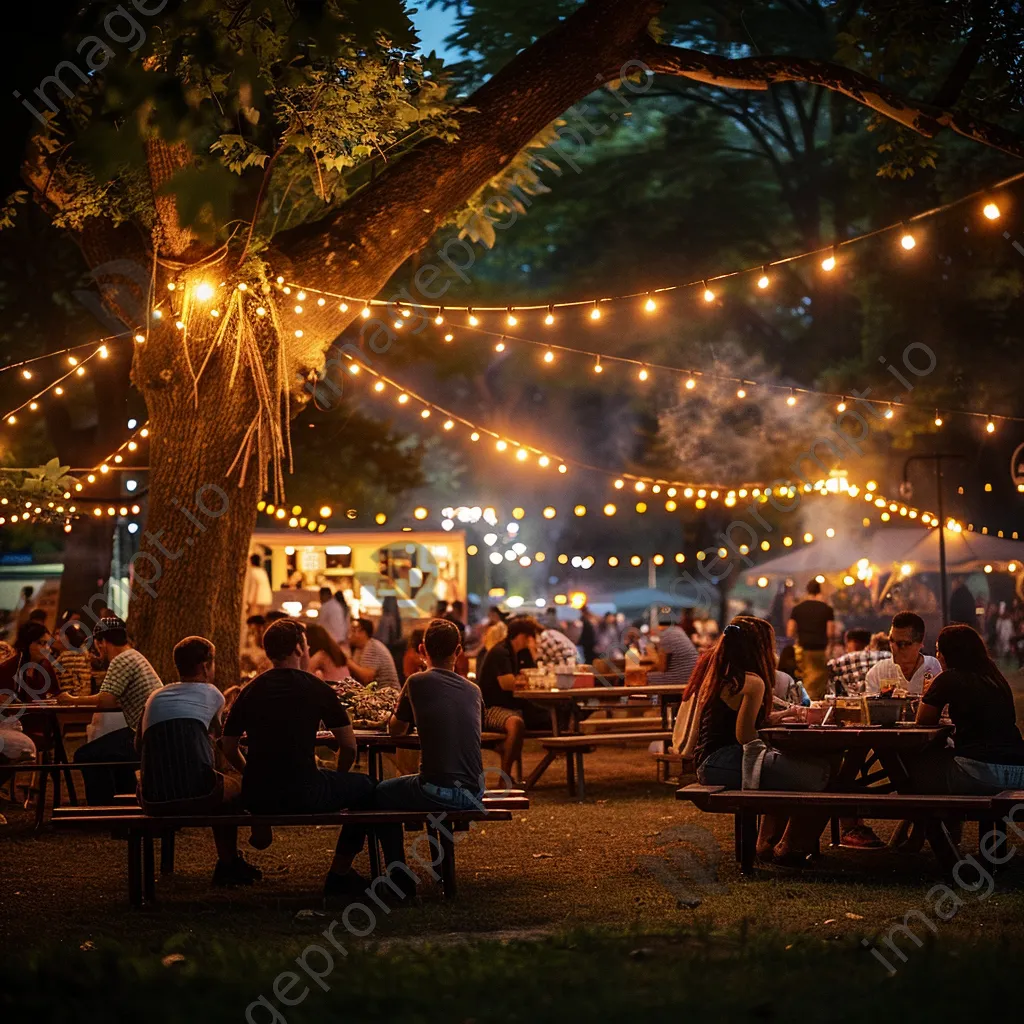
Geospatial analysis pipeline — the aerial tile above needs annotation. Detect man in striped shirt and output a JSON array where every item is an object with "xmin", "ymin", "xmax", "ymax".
[{"xmin": 59, "ymin": 616, "xmax": 162, "ymax": 804}]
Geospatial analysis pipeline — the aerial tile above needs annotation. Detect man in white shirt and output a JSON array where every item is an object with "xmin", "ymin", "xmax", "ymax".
[
  {"xmin": 244, "ymin": 554, "xmax": 273, "ymax": 618},
  {"xmin": 317, "ymin": 586, "xmax": 350, "ymax": 645},
  {"xmin": 864, "ymin": 612, "xmax": 941, "ymax": 696}
]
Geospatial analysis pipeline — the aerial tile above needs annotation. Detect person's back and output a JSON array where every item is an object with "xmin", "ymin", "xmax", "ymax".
[
  {"xmin": 648, "ymin": 624, "xmax": 699, "ymax": 685},
  {"xmin": 404, "ymin": 669, "xmax": 483, "ymax": 789},
  {"xmin": 789, "ymin": 598, "xmax": 832, "ymax": 649},
  {"xmin": 225, "ymin": 666, "xmax": 346, "ymax": 810}
]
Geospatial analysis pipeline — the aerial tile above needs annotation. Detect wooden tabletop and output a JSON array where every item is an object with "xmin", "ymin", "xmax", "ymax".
[
  {"xmin": 758, "ymin": 725, "xmax": 951, "ymax": 753},
  {"xmin": 521, "ymin": 683, "xmax": 685, "ymax": 703}
]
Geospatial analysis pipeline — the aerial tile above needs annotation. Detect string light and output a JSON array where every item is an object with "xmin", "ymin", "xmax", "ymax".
[
  {"xmin": 983, "ymin": 202, "xmax": 1001, "ymax": 220},
  {"xmin": 590, "ymin": 302, "xmax": 602, "ymax": 321},
  {"xmin": 468, "ymin": 308, "xmax": 479, "ymax": 327},
  {"xmin": 506, "ymin": 307, "xmax": 518, "ymax": 327},
  {"xmin": 495, "ymin": 339, "xmax": 506, "ymax": 353},
  {"xmin": 543, "ymin": 349, "xmax": 554, "ymax": 364},
  {"xmin": 644, "ymin": 295, "xmax": 657, "ymax": 313},
  {"xmin": 986, "ymin": 418, "xmax": 996, "ymax": 433},
  {"xmin": 786, "ymin": 391, "xmax": 797, "ymax": 407},
  {"xmin": 434, "ymin": 309, "xmax": 445, "ymax": 325},
  {"xmin": 701, "ymin": 281, "xmax": 715, "ymax": 303},
  {"xmin": 593, "ymin": 357, "xmax": 603, "ymax": 374},
  {"xmin": 757, "ymin": 268, "xmax": 770, "ymax": 289},
  {"xmin": 638, "ymin": 366, "xmax": 649, "ymax": 382},
  {"xmin": 736, "ymin": 387, "xmax": 746, "ymax": 399},
  {"xmin": 900, "ymin": 231, "xmax": 916, "ymax": 250},
  {"xmin": 544, "ymin": 305, "xmax": 555, "ymax": 326},
  {"xmin": 685, "ymin": 377, "xmax": 696, "ymax": 390},
  {"xmin": 934, "ymin": 410, "xmax": 943, "ymax": 427}
]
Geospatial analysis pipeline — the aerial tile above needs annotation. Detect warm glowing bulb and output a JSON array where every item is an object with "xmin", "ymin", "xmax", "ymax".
[
  {"xmin": 884, "ymin": 407, "xmax": 895, "ymax": 419},
  {"xmin": 397, "ymin": 394, "xmax": 409, "ymax": 404},
  {"xmin": 29, "ymin": 402, "xmax": 37, "ymax": 411},
  {"xmin": 786, "ymin": 394, "xmax": 797, "ymax": 407},
  {"xmin": 468, "ymin": 313, "xmax": 479, "ymax": 327},
  {"xmin": 590, "ymin": 305, "xmax": 601, "ymax": 321},
  {"xmin": 900, "ymin": 233, "xmax": 916, "ymax": 250},
  {"xmin": 543, "ymin": 350, "xmax": 554, "ymax": 364},
  {"xmin": 593, "ymin": 360, "xmax": 603, "ymax": 374},
  {"xmin": 256, "ymin": 306, "xmax": 267, "ymax": 317},
  {"xmin": 837, "ymin": 400, "xmax": 846, "ymax": 412},
  {"xmin": 443, "ymin": 333, "xmax": 454, "ymax": 342},
  {"xmin": 195, "ymin": 282, "xmax": 214, "ymax": 301},
  {"xmin": 495, "ymin": 341, "xmax": 506, "ymax": 353},
  {"xmin": 702, "ymin": 287, "xmax": 715, "ymax": 303},
  {"xmin": 373, "ymin": 381, "xmax": 385, "ymax": 393},
  {"xmin": 934, "ymin": 414, "xmax": 943, "ymax": 427},
  {"xmin": 544, "ymin": 312, "xmax": 555, "ymax": 326},
  {"xmin": 434, "ymin": 313, "xmax": 444, "ymax": 325},
  {"xmin": 538, "ymin": 455, "xmax": 550, "ymax": 467},
  {"xmin": 507, "ymin": 312, "xmax": 518, "ymax": 327},
  {"xmin": 21, "ymin": 370, "xmax": 31, "ymax": 380},
  {"xmin": 443, "ymin": 419, "xmax": 454, "ymax": 430},
  {"xmin": 294, "ymin": 305, "xmax": 303, "ymax": 314},
  {"xmin": 152, "ymin": 309, "xmax": 163, "ymax": 319},
  {"xmin": 55, "ymin": 387, "xmax": 63, "ymax": 395},
  {"xmin": 821, "ymin": 255, "xmax": 836, "ymax": 272},
  {"xmin": 420, "ymin": 409, "xmax": 430, "ymax": 419},
  {"xmin": 134, "ymin": 333, "xmax": 146, "ymax": 343},
  {"xmin": 360, "ymin": 306, "xmax": 371, "ymax": 319},
  {"xmin": 736, "ymin": 388, "xmax": 746, "ymax": 399},
  {"xmin": 983, "ymin": 202, "xmax": 1001, "ymax": 220},
  {"xmin": 685, "ymin": 378, "xmax": 696, "ymax": 390},
  {"xmin": 76, "ymin": 367, "xmax": 85, "ymax": 377},
  {"xmin": 516, "ymin": 448, "xmax": 528, "ymax": 462},
  {"xmin": 496, "ymin": 440, "xmax": 508, "ymax": 452},
  {"xmin": 757, "ymin": 274, "xmax": 769, "ymax": 289},
  {"xmin": 339, "ymin": 302, "xmax": 349, "ymax": 313},
  {"xmin": 470, "ymin": 432, "xmax": 480, "ymax": 442},
  {"xmin": 644, "ymin": 296, "xmax": 657, "ymax": 313},
  {"xmin": 638, "ymin": 368, "xmax": 649, "ymax": 382},
  {"xmin": 68, "ymin": 356, "xmax": 78, "ymax": 366},
  {"xmin": 986, "ymin": 419, "xmax": 996, "ymax": 433}
]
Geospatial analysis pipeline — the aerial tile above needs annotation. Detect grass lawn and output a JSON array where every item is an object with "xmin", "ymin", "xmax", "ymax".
[{"xmin": 5, "ymin": 672, "xmax": 1024, "ymax": 1018}]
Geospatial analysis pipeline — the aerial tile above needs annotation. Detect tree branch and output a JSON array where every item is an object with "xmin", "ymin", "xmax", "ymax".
[{"xmin": 638, "ymin": 40, "xmax": 1024, "ymax": 159}]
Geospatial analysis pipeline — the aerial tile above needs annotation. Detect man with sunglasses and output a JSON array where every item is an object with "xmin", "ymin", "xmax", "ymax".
[{"xmin": 864, "ymin": 612, "xmax": 941, "ymax": 696}]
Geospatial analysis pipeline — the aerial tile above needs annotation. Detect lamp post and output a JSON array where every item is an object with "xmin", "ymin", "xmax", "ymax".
[{"xmin": 901, "ymin": 453, "xmax": 965, "ymax": 626}]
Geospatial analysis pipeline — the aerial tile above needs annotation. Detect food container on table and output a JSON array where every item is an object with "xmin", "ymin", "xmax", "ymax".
[
  {"xmin": 862, "ymin": 697, "xmax": 904, "ymax": 726},
  {"xmin": 572, "ymin": 665, "xmax": 595, "ymax": 689},
  {"xmin": 554, "ymin": 670, "xmax": 577, "ymax": 690},
  {"xmin": 833, "ymin": 697, "xmax": 864, "ymax": 726},
  {"xmin": 625, "ymin": 666, "xmax": 648, "ymax": 687}
]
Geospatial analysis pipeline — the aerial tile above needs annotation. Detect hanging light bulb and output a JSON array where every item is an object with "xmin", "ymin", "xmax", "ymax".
[
  {"xmin": 786, "ymin": 391, "xmax": 797, "ymax": 407},
  {"xmin": 736, "ymin": 387, "xmax": 746, "ymax": 399},
  {"xmin": 195, "ymin": 282, "xmax": 214, "ymax": 301},
  {"xmin": 297, "ymin": 291, "xmax": 306, "ymax": 301},
  {"xmin": 468, "ymin": 307, "xmax": 479, "ymax": 327},
  {"xmin": 152, "ymin": 309, "xmax": 163, "ymax": 319},
  {"xmin": 685, "ymin": 377, "xmax": 696, "ymax": 390},
  {"xmin": 821, "ymin": 247, "xmax": 837, "ymax": 272},
  {"xmin": 986, "ymin": 418, "xmax": 996, "ymax": 433},
  {"xmin": 543, "ymin": 349, "xmax": 554, "ymax": 364},
  {"xmin": 590, "ymin": 301, "xmax": 602, "ymax": 321},
  {"xmin": 133, "ymin": 333, "xmax": 145, "ymax": 343},
  {"xmin": 757, "ymin": 267, "xmax": 770, "ymax": 289},
  {"xmin": 373, "ymin": 381, "xmax": 385, "ymax": 393},
  {"xmin": 593, "ymin": 357, "xmax": 603, "ymax": 374},
  {"xmin": 434, "ymin": 308, "xmax": 445, "ymax": 325},
  {"xmin": 983, "ymin": 201, "xmax": 1001, "ymax": 220},
  {"xmin": 702, "ymin": 280, "xmax": 715, "ymax": 303},
  {"xmin": 836, "ymin": 397, "xmax": 847, "ymax": 413},
  {"xmin": 637, "ymin": 366, "xmax": 649, "ymax": 382},
  {"xmin": 900, "ymin": 231, "xmax": 916, "ymax": 250},
  {"xmin": 506, "ymin": 307, "xmax": 518, "ymax": 327},
  {"xmin": 934, "ymin": 410, "xmax": 943, "ymax": 427},
  {"xmin": 443, "ymin": 332, "xmax": 454, "ymax": 342},
  {"xmin": 495, "ymin": 339, "xmax": 506, "ymax": 353},
  {"xmin": 544, "ymin": 305, "xmax": 555, "ymax": 326},
  {"xmin": 644, "ymin": 294, "xmax": 657, "ymax": 313},
  {"xmin": 397, "ymin": 393, "xmax": 409, "ymax": 405},
  {"xmin": 339, "ymin": 302, "xmax": 349, "ymax": 313},
  {"xmin": 360, "ymin": 303, "xmax": 371, "ymax": 319},
  {"xmin": 884, "ymin": 405, "xmax": 895, "ymax": 419}
]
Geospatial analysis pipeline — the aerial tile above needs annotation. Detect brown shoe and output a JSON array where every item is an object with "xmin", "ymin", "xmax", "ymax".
[{"xmin": 840, "ymin": 825, "xmax": 885, "ymax": 850}]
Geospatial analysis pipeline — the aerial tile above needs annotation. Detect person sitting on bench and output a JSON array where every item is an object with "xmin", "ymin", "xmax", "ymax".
[
  {"xmin": 138, "ymin": 636, "xmax": 261, "ymax": 887},
  {"xmin": 477, "ymin": 616, "xmax": 545, "ymax": 780},
  {"xmin": 685, "ymin": 617, "xmax": 829, "ymax": 866},
  {"xmin": 59, "ymin": 617, "xmax": 163, "ymax": 805},
  {"xmin": 911, "ymin": 623, "xmax": 1024, "ymax": 793},
  {"xmin": 379, "ymin": 618, "xmax": 487, "ymax": 816},
  {"xmin": 221, "ymin": 618, "xmax": 405, "ymax": 904}
]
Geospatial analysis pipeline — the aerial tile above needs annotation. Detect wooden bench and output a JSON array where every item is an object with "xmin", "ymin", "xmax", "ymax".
[
  {"xmin": 1, "ymin": 760, "xmax": 141, "ymax": 828},
  {"xmin": 528, "ymin": 731, "xmax": 672, "ymax": 799},
  {"xmin": 52, "ymin": 792, "xmax": 529, "ymax": 906},
  {"xmin": 652, "ymin": 751, "xmax": 691, "ymax": 784},
  {"xmin": 676, "ymin": 784, "xmax": 1009, "ymax": 873}
]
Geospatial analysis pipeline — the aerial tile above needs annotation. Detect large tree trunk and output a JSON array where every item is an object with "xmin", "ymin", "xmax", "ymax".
[{"xmin": 126, "ymin": 318, "xmax": 266, "ymax": 684}]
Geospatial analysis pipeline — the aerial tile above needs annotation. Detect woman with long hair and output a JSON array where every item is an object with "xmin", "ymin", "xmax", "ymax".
[
  {"xmin": 685, "ymin": 616, "xmax": 831, "ymax": 864},
  {"xmin": 913, "ymin": 623, "xmax": 1024, "ymax": 793},
  {"xmin": 305, "ymin": 623, "xmax": 349, "ymax": 682}
]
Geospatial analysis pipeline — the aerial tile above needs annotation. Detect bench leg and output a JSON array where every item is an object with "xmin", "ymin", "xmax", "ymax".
[
  {"xmin": 143, "ymin": 836, "xmax": 156, "ymax": 903},
  {"xmin": 160, "ymin": 831, "xmax": 175, "ymax": 874},
  {"xmin": 925, "ymin": 819, "xmax": 961, "ymax": 873},
  {"xmin": 575, "ymin": 751, "xmax": 586, "ymax": 801},
  {"xmin": 438, "ymin": 831, "xmax": 457, "ymax": 899},
  {"xmin": 830, "ymin": 816, "xmax": 841, "ymax": 847},
  {"xmin": 34, "ymin": 765, "xmax": 49, "ymax": 830},
  {"xmin": 367, "ymin": 826, "xmax": 381, "ymax": 879},
  {"xmin": 565, "ymin": 752, "xmax": 575, "ymax": 796},
  {"xmin": 127, "ymin": 833, "xmax": 143, "ymax": 907},
  {"xmin": 738, "ymin": 811, "xmax": 757, "ymax": 874}
]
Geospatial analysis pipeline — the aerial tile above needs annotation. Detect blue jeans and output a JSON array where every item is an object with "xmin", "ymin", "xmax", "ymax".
[
  {"xmin": 374, "ymin": 774, "xmax": 484, "ymax": 811},
  {"xmin": 696, "ymin": 745, "xmax": 742, "ymax": 789}
]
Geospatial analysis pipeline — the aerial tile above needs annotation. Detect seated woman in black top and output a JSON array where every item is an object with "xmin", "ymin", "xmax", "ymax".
[{"xmin": 912, "ymin": 624, "xmax": 1024, "ymax": 793}]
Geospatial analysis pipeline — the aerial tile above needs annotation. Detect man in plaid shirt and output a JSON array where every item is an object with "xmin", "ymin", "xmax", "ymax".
[{"xmin": 827, "ymin": 629, "xmax": 891, "ymax": 696}]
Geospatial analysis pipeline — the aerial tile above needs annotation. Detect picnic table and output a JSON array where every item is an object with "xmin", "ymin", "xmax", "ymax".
[
  {"xmin": 1, "ymin": 702, "xmax": 129, "ymax": 825},
  {"xmin": 521, "ymin": 683, "xmax": 685, "ymax": 736}
]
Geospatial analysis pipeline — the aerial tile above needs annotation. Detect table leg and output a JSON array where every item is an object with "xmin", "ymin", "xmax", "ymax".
[
  {"xmin": 438, "ymin": 831, "xmax": 457, "ymax": 899},
  {"xmin": 524, "ymin": 750, "xmax": 557, "ymax": 791},
  {"xmin": 127, "ymin": 832, "xmax": 143, "ymax": 907},
  {"xmin": 160, "ymin": 832, "xmax": 176, "ymax": 874},
  {"xmin": 367, "ymin": 827, "xmax": 381, "ymax": 879},
  {"xmin": 738, "ymin": 811, "xmax": 757, "ymax": 874},
  {"xmin": 548, "ymin": 708, "xmax": 560, "ymax": 737},
  {"xmin": 565, "ymin": 753, "xmax": 575, "ymax": 796},
  {"xmin": 575, "ymin": 751, "xmax": 586, "ymax": 801},
  {"xmin": 143, "ymin": 836, "xmax": 156, "ymax": 902},
  {"xmin": 51, "ymin": 723, "xmax": 78, "ymax": 806}
]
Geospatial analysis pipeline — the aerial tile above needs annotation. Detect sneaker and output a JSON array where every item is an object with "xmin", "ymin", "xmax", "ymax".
[
  {"xmin": 212, "ymin": 856, "xmax": 261, "ymax": 887},
  {"xmin": 840, "ymin": 825, "xmax": 886, "ymax": 850},
  {"xmin": 323, "ymin": 869, "xmax": 369, "ymax": 906}
]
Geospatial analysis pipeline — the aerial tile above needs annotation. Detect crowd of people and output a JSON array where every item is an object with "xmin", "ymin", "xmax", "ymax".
[{"xmin": 3, "ymin": 573, "xmax": 1022, "ymax": 884}]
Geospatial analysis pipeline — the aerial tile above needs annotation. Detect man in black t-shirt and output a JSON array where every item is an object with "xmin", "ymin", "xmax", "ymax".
[
  {"xmin": 477, "ymin": 616, "xmax": 543, "ymax": 779},
  {"xmin": 786, "ymin": 579, "xmax": 837, "ymax": 699},
  {"xmin": 222, "ymin": 619, "xmax": 403, "ymax": 902}
]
